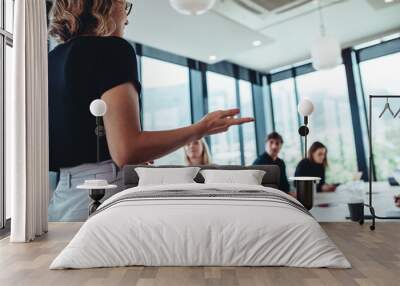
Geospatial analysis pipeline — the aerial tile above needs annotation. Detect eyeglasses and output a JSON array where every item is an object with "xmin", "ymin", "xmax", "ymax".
[{"xmin": 125, "ymin": 1, "xmax": 133, "ymax": 16}]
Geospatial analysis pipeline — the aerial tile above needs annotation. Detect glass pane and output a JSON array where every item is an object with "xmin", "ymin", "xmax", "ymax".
[
  {"xmin": 141, "ymin": 57, "xmax": 191, "ymax": 165},
  {"xmin": 359, "ymin": 52, "xmax": 400, "ymax": 180},
  {"xmin": 207, "ymin": 72, "xmax": 241, "ymax": 165},
  {"xmin": 5, "ymin": 44, "xmax": 12, "ymax": 219},
  {"xmin": 296, "ymin": 65, "xmax": 358, "ymax": 183},
  {"xmin": 239, "ymin": 80, "xmax": 257, "ymax": 165},
  {"xmin": 0, "ymin": 1, "xmax": 2, "ymax": 29},
  {"xmin": 0, "ymin": 39, "xmax": 3, "ymax": 227},
  {"xmin": 270, "ymin": 78, "xmax": 301, "ymax": 177},
  {"xmin": 5, "ymin": 0, "xmax": 14, "ymax": 33}
]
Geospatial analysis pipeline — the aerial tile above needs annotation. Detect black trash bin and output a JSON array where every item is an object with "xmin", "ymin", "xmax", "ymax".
[{"xmin": 348, "ymin": 201, "xmax": 364, "ymax": 224}]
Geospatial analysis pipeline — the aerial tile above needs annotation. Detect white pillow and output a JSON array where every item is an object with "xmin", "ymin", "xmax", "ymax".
[
  {"xmin": 200, "ymin": 169, "xmax": 266, "ymax": 185},
  {"xmin": 135, "ymin": 167, "xmax": 200, "ymax": 186}
]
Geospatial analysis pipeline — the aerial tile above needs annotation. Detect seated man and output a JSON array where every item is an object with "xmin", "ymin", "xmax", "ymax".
[{"xmin": 253, "ymin": 132, "xmax": 290, "ymax": 193}]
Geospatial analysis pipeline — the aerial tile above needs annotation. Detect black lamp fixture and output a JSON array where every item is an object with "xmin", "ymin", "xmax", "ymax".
[
  {"xmin": 297, "ymin": 98, "xmax": 315, "ymax": 158},
  {"xmin": 85, "ymin": 99, "xmax": 109, "ymax": 215},
  {"xmin": 289, "ymin": 98, "xmax": 318, "ymax": 211},
  {"xmin": 89, "ymin": 99, "xmax": 107, "ymax": 163}
]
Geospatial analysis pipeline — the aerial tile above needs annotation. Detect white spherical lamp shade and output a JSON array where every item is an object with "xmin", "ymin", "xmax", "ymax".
[
  {"xmin": 90, "ymin": 99, "xmax": 107, "ymax": 117},
  {"xmin": 298, "ymin": 98, "xmax": 314, "ymax": 116},
  {"xmin": 311, "ymin": 36, "xmax": 342, "ymax": 70},
  {"xmin": 170, "ymin": 0, "xmax": 217, "ymax": 15}
]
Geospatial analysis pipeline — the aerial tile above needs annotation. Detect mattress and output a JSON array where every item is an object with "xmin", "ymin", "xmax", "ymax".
[{"xmin": 50, "ymin": 183, "xmax": 351, "ymax": 269}]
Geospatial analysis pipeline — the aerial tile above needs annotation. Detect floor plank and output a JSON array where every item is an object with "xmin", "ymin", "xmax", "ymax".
[{"xmin": 0, "ymin": 222, "xmax": 399, "ymax": 286}]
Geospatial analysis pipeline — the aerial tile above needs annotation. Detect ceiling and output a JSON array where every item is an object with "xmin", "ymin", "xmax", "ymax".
[{"xmin": 125, "ymin": 0, "xmax": 400, "ymax": 72}]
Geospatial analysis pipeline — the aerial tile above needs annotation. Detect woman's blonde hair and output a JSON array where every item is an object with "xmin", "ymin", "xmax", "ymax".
[
  {"xmin": 184, "ymin": 139, "xmax": 212, "ymax": 166},
  {"xmin": 48, "ymin": 0, "xmax": 119, "ymax": 43}
]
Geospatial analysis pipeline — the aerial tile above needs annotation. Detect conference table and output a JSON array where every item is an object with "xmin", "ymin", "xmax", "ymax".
[{"xmin": 309, "ymin": 181, "xmax": 400, "ymax": 222}]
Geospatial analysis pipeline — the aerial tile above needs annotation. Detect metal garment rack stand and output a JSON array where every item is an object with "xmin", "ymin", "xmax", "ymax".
[{"xmin": 366, "ymin": 95, "xmax": 400, "ymax": 231}]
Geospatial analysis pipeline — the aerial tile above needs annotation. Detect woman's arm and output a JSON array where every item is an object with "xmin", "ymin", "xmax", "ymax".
[
  {"xmin": 102, "ymin": 82, "xmax": 254, "ymax": 167},
  {"xmin": 318, "ymin": 168, "xmax": 336, "ymax": 192}
]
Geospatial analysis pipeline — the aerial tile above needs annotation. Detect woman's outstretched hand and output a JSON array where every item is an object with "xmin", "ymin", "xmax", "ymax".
[
  {"xmin": 102, "ymin": 83, "xmax": 254, "ymax": 167},
  {"xmin": 196, "ymin": 108, "xmax": 254, "ymax": 137}
]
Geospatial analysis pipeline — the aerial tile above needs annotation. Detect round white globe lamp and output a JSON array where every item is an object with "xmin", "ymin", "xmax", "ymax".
[
  {"xmin": 90, "ymin": 99, "xmax": 107, "ymax": 117},
  {"xmin": 298, "ymin": 98, "xmax": 314, "ymax": 116},
  {"xmin": 169, "ymin": 0, "xmax": 217, "ymax": 15}
]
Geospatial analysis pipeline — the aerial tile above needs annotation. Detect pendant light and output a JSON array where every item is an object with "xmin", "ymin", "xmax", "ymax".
[
  {"xmin": 169, "ymin": 0, "xmax": 217, "ymax": 16},
  {"xmin": 311, "ymin": 0, "xmax": 342, "ymax": 70}
]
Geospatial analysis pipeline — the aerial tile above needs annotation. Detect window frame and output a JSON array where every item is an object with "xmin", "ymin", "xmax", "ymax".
[
  {"xmin": 268, "ymin": 60, "xmax": 365, "ymax": 180},
  {"xmin": 140, "ymin": 55, "xmax": 193, "ymax": 165},
  {"xmin": 130, "ymin": 35, "xmax": 400, "ymax": 176},
  {"xmin": 354, "ymin": 38, "xmax": 400, "ymax": 180},
  {"xmin": 294, "ymin": 64, "xmax": 360, "ymax": 182},
  {"xmin": 1, "ymin": 0, "xmax": 13, "ymax": 231},
  {"xmin": 265, "ymin": 36, "xmax": 400, "ymax": 182},
  {"xmin": 206, "ymin": 70, "xmax": 242, "ymax": 165},
  {"xmin": 133, "ymin": 42, "xmax": 263, "ymax": 165},
  {"xmin": 269, "ymin": 76, "xmax": 303, "ymax": 176}
]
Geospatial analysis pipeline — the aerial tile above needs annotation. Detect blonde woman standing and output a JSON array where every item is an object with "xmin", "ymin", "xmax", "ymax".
[{"xmin": 47, "ymin": 0, "xmax": 253, "ymax": 221}]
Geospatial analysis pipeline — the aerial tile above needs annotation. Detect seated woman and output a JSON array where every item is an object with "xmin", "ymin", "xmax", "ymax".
[
  {"xmin": 184, "ymin": 139, "xmax": 212, "ymax": 166},
  {"xmin": 294, "ymin": 142, "xmax": 336, "ymax": 193}
]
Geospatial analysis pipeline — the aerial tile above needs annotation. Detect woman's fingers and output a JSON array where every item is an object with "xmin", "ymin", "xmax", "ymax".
[
  {"xmin": 229, "ymin": 117, "xmax": 255, "ymax": 125},
  {"xmin": 207, "ymin": 117, "xmax": 254, "ymax": 135},
  {"xmin": 220, "ymin": 117, "xmax": 254, "ymax": 127},
  {"xmin": 220, "ymin": 108, "xmax": 240, "ymax": 118},
  {"xmin": 199, "ymin": 109, "xmax": 254, "ymax": 137}
]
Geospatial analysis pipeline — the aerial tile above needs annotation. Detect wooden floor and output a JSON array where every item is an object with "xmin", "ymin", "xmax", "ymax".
[{"xmin": 0, "ymin": 222, "xmax": 399, "ymax": 286}]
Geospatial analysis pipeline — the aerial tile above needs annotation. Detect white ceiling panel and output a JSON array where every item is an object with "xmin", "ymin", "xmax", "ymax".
[
  {"xmin": 124, "ymin": 0, "xmax": 400, "ymax": 71},
  {"xmin": 231, "ymin": 0, "xmax": 400, "ymax": 71},
  {"xmin": 125, "ymin": 0, "xmax": 273, "ymax": 64}
]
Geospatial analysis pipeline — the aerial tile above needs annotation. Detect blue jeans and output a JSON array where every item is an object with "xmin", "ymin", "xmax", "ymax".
[{"xmin": 48, "ymin": 160, "xmax": 123, "ymax": 222}]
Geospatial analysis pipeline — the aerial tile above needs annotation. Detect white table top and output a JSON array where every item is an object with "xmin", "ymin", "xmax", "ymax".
[
  {"xmin": 77, "ymin": 184, "xmax": 117, "ymax": 190},
  {"xmin": 310, "ymin": 181, "xmax": 400, "ymax": 222},
  {"xmin": 289, "ymin": 176, "xmax": 321, "ymax": 181}
]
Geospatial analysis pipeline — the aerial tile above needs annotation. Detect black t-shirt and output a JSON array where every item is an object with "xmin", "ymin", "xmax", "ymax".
[
  {"xmin": 294, "ymin": 159, "xmax": 326, "ymax": 192},
  {"xmin": 48, "ymin": 36, "xmax": 142, "ymax": 171},
  {"xmin": 253, "ymin": 152, "xmax": 290, "ymax": 193}
]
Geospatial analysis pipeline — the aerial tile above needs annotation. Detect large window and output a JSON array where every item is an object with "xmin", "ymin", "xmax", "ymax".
[
  {"xmin": 270, "ymin": 78, "xmax": 301, "ymax": 177},
  {"xmin": 296, "ymin": 66, "xmax": 358, "ymax": 183},
  {"xmin": 238, "ymin": 80, "xmax": 257, "ymax": 165},
  {"xmin": 141, "ymin": 57, "xmax": 192, "ymax": 165},
  {"xmin": 5, "ymin": 0, "xmax": 13, "ymax": 33},
  {"xmin": 207, "ymin": 72, "xmax": 241, "ymax": 164},
  {"xmin": 1, "ymin": 0, "xmax": 14, "ymax": 228},
  {"xmin": 359, "ymin": 52, "xmax": 400, "ymax": 180}
]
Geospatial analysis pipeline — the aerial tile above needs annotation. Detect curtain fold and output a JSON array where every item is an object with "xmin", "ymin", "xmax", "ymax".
[{"xmin": 8, "ymin": 0, "xmax": 49, "ymax": 242}]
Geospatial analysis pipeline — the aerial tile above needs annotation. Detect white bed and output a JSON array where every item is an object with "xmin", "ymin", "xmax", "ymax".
[{"xmin": 50, "ymin": 183, "xmax": 351, "ymax": 269}]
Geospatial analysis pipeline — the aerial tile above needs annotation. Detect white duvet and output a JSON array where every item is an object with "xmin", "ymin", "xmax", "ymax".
[{"xmin": 50, "ymin": 183, "xmax": 351, "ymax": 269}]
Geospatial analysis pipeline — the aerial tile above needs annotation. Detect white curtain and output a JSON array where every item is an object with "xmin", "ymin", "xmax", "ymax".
[{"xmin": 7, "ymin": 0, "xmax": 49, "ymax": 242}]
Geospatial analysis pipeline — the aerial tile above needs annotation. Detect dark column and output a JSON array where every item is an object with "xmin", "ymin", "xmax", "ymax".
[
  {"xmin": 342, "ymin": 48, "xmax": 369, "ymax": 181},
  {"xmin": 251, "ymin": 72, "xmax": 267, "ymax": 156}
]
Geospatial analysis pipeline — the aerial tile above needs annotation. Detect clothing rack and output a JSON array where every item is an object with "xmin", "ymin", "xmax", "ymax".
[{"xmin": 367, "ymin": 95, "xmax": 400, "ymax": 231}]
